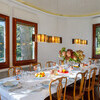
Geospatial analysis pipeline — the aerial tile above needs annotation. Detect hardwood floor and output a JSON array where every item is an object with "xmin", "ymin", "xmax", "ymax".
[{"xmin": 84, "ymin": 86, "xmax": 100, "ymax": 100}]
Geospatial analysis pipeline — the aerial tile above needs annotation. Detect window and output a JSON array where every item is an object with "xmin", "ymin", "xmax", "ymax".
[
  {"xmin": 0, "ymin": 14, "xmax": 9, "ymax": 69},
  {"xmin": 93, "ymin": 24, "xmax": 100, "ymax": 58},
  {"xmin": 13, "ymin": 18, "xmax": 37, "ymax": 66}
]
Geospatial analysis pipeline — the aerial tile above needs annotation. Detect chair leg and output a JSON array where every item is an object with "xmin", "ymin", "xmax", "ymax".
[
  {"xmin": 98, "ymin": 84, "xmax": 100, "ymax": 98},
  {"xmin": 92, "ymin": 89, "xmax": 95, "ymax": 100},
  {"xmin": 88, "ymin": 90, "xmax": 90, "ymax": 100},
  {"xmin": 82, "ymin": 96, "xmax": 84, "ymax": 100},
  {"xmin": 98, "ymin": 84, "xmax": 100, "ymax": 97}
]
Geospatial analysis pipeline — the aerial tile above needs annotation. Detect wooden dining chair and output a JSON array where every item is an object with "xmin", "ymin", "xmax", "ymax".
[
  {"xmin": 66, "ymin": 70, "xmax": 88, "ymax": 100},
  {"xmin": 85, "ymin": 67, "xmax": 97, "ymax": 100},
  {"xmin": 95, "ymin": 68, "xmax": 100, "ymax": 97},
  {"xmin": 14, "ymin": 66, "xmax": 22, "ymax": 75},
  {"xmin": 8, "ymin": 67, "xmax": 15, "ymax": 77},
  {"xmin": 49, "ymin": 77, "xmax": 67, "ymax": 100},
  {"xmin": 88, "ymin": 58, "xmax": 98, "ymax": 61},
  {"xmin": 29, "ymin": 62, "xmax": 42, "ymax": 71},
  {"xmin": 88, "ymin": 58, "xmax": 98, "ymax": 64},
  {"xmin": 45, "ymin": 61, "xmax": 56, "ymax": 67},
  {"xmin": 59, "ymin": 60, "xmax": 64, "ymax": 65}
]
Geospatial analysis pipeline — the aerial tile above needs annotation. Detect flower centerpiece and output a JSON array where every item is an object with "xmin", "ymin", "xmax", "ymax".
[{"xmin": 59, "ymin": 47, "xmax": 85, "ymax": 64}]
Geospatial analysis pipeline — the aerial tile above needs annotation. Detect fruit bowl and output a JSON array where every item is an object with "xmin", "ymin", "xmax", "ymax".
[{"xmin": 35, "ymin": 72, "xmax": 45, "ymax": 77}]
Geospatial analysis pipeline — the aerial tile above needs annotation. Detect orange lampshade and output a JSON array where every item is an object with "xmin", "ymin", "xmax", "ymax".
[
  {"xmin": 84, "ymin": 40, "xmax": 87, "ymax": 44},
  {"xmin": 52, "ymin": 36, "xmax": 55, "ymax": 43},
  {"xmin": 55, "ymin": 37, "xmax": 58, "ymax": 43},
  {"xmin": 78, "ymin": 39, "xmax": 81, "ymax": 44},
  {"xmin": 47, "ymin": 36, "xmax": 52, "ymax": 43},
  {"xmin": 72, "ymin": 39, "xmax": 87, "ymax": 45},
  {"xmin": 52, "ymin": 36, "xmax": 58, "ymax": 43},
  {"xmin": 40, "ymin": 34, "xmax": 47, "ymax": 42},
  {"xmin": 82, "ymin": 40, "xmax": 84, "ymax": 44},
  {"xmin": 32, "ymin": 34, "xmax": 48, "ymax": 42},
  {"xmin": 32, "ymin": 34, "xmax": 62, "ymax": 43},
  {"xmin": 74, "ymin": 39, "xmax": 79, "ymax": 44},
  {"xmin": 82, "ymin": 40, "xmax": 85, "ymax": 44},
  {"xmin": 57, "ymin": 37, "xmax": 60, "ymax": 43},
  {"xmin": 37, "ymin": 34, "xmax": 41, "ymax": 42}
]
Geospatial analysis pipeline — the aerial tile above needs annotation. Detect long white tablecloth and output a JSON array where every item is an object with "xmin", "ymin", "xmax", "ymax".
[{"xmin": 0, "ymin": 64, "xmax": 100, "ymax": 100}]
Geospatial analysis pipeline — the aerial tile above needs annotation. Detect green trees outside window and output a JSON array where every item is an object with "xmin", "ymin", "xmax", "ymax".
[
  {"xmin": 0, "ymin": 18, "xmax": 5, "ymax": 62},
  {"xmin": 16, "ymin": 23, "xmax": 35, "ymax": 61},
  {"xmin": 96, "ymin": 26, "xmax": 100, "ymax": 55},
  {"xmin": 93, "ymin": 24, "xmax": 100, "ymax": 58}
]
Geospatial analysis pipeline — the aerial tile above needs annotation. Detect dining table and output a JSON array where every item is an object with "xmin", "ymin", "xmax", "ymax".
[{"xmin": 0, "ymin": 64, "xmax": 100, "ymax": 100}]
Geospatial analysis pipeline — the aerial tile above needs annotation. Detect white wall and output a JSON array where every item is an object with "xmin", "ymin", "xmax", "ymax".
[
  {"xmin": 0, "ymin": 0, "xmax": 63, "ymax": 69},
  {"xmin": 58, "ymin": 17, "xmax": 92, "ymax": 62},
  {"xmin": 0, "ymin": 0, "xmax": 96, "ymax": 71}
]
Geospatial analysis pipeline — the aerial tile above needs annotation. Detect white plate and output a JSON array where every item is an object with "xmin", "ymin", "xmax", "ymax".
[{"xmin": 3, "ymin": 81, "xmax": 18, "ymax": 87}]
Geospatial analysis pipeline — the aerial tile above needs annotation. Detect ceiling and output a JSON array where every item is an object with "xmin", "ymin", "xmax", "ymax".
[{"xmin": 16, "ymin": 0, "xmax": 100, "ymax": 17}]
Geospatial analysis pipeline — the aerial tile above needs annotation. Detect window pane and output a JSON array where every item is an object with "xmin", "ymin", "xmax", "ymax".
[
  {"xmin": 16, "ymin": 22, "xmax": 35, "ymax": 61},
  {"xmin": 96, "ymin": 26, "xmax": 100, "ymax": 55},
  {"xmin": 0, "ymin": 18, "xmax": 5, "ymax": 63}
]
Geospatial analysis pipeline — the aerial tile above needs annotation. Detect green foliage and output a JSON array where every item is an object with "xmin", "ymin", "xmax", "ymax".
[
  {"xmin": 61, "ymin": 47, "xmax": 66, "ymax": 53},
  {"xmin": 16, "ymin": 24, "xmax": 34, "ymax": 60},
  {"xmin": 96, "ymin": 27, "xmax": 100, "ymax": 55},
  {"xmin": 0, "ymin": 25, "xmax": 4, "ymax": 62},
  {"xmin": 69, "ymin": 57, "xmax": 73, "ymax": 61},
  {"xmin": 16, "ymin": 24, "xmax": 21, "ymax": 60},
  {"xmin": 68, "ymin": 57, "xmax": 80, "ymax": 63},
  {"xmin": 0, "ymin": 21, "xmax": 34, "ymax": 62},
  {"xmin": 62, "ymin": 56, "xmax": 65, "ymax": 60}
]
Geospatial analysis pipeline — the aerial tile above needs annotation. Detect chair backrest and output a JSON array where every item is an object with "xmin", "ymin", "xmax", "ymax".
[
  {"xmin": 88, "ymin": 67, "xmax": 97, "ymax": 89},
  {"xmin": 73, "ymin": 70, "xmax": 88, "ymax": 99},
  {"xmin": 88, "ymin": 58, "xmax": 98, "ymax": 64},
  {"xmin": 49, "ymin": 77, "xmax": 67, "ymax": 100},
  {"xmin": 14, "ymin": 66, "xmax": 22, "ymax": 75},
  {"xmin": 29, "ymin": 62, "xmax": 42, "ymax": 71},
  {"xmin": 8, "ymin": 67, "xmax": 15, "ymax": 77},
  {"xmin": 59, "ymin": 60, "xmax": 64, "ymax": 65},
  {"xmin": 45, "ymin": 61, "xmax": 56, "ymax": 67}
]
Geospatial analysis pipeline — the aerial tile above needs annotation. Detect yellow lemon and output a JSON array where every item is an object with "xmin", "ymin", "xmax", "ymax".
[{"xmin": 63, "ymin": 69, "xmax": 66, "ymax": 73}]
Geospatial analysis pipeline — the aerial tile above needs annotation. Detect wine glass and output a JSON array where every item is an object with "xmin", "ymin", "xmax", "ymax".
[{"xmin": 16, "ymin": 69, "xmax": 20, "ymax": 80}]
